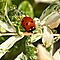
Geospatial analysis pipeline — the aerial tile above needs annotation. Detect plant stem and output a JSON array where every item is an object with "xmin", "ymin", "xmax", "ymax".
[
  {"xmin": 0, "ymin": 32, "xmax": 60, "ymax": 36},
  {"xmin": 0, "ymin": 33, "xmax": 17, "ymax": 36}
]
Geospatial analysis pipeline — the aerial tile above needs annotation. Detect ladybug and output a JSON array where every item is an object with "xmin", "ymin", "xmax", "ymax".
[{"xmin": 21, "ymin": 16, "xmax": 36, "ymax": 32}]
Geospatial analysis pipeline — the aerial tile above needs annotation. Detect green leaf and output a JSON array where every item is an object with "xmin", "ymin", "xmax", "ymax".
[
  {"xmin": 0, "ymin": 35, "xmax": 24, "ymax": 58},
  {"xmin": 18, "ymin": 1, "xmax": 34, "ymax": 18},
  {"xmin": 0, "ymin": 0, "xmax": 6, "ymax": 14},
  {"xmin": 1, "ymin": 36, "xmax": 27, "ymax": 60}
]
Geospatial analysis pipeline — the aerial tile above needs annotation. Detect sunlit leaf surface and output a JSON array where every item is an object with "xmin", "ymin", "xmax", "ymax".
[{"xmin": 18, "ymin": 1, "xmax": 34, "ymax": 18}]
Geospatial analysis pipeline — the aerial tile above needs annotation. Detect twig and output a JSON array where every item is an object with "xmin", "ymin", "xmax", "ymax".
[
  {"xmin": 0, "ymin": 32, "xmax": 60, "ymax": 36},
  {"xmin": 23, "ymin": 32, "xmax": 33, "ymax": 36},
  {"xmin": 0, "ymin": 32, "xmax": 33, "ymax": 36},
  {"xmin": 0, "ymin": 33, "xmax": 17, "ymax": 36},
  {"xmin": 52, "ymin": 34, "xmax": 60, "ymax": 36}
]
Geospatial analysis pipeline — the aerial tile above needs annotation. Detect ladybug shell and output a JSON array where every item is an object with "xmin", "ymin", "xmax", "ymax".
[{"xmin": 21, "ymin": 16, "xmax": 36, "ymax": 32}]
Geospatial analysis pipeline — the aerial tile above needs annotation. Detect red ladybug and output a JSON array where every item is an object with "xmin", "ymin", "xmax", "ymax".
[{"xmin": 21, "ymin": 16, "xmax": 36, "ymax": 32}]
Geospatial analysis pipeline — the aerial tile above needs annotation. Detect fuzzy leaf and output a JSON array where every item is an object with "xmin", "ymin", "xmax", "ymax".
[
  {"xmin": 40, "ymin": 3, "xmax": 60, "ymax": 28},
  {"xmin": 0, "ymin": 20, "xmax": 16, "ymax": 32},
  {"xmin": 0, "ymin": 35, "xmax": 24, "ymax": 58},
  {"xmin": 42, "ymin": 26, "xmax": 53, "ymax": 48},
  {"xmin": 37, "ymin": 44, "xmax": 54, "ymax": 60}
]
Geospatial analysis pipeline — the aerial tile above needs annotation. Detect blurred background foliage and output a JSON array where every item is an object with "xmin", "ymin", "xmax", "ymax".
[{"xmin": 11, "ymin": 0, "xmax": 49, "ymax": 18}]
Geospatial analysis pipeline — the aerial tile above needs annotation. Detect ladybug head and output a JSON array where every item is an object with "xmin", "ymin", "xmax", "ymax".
[{"xmin": 21, "ymin": 16, "xmax": 36, "ymax": 32}]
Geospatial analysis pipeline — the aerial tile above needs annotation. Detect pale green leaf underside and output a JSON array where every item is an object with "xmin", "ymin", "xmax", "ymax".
[{"xmin": 0, "ymin": 20, "xmax": 16, "ymax": 32}]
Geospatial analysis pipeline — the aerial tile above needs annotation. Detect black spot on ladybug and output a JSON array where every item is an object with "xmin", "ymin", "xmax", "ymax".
[
  {"xmin": 26, "ymin": 23, "xmax": 28, "ymax": 25},
  {"xmin": 31, "ymin": 21, "xmax": 33, "ymax": 23}
]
